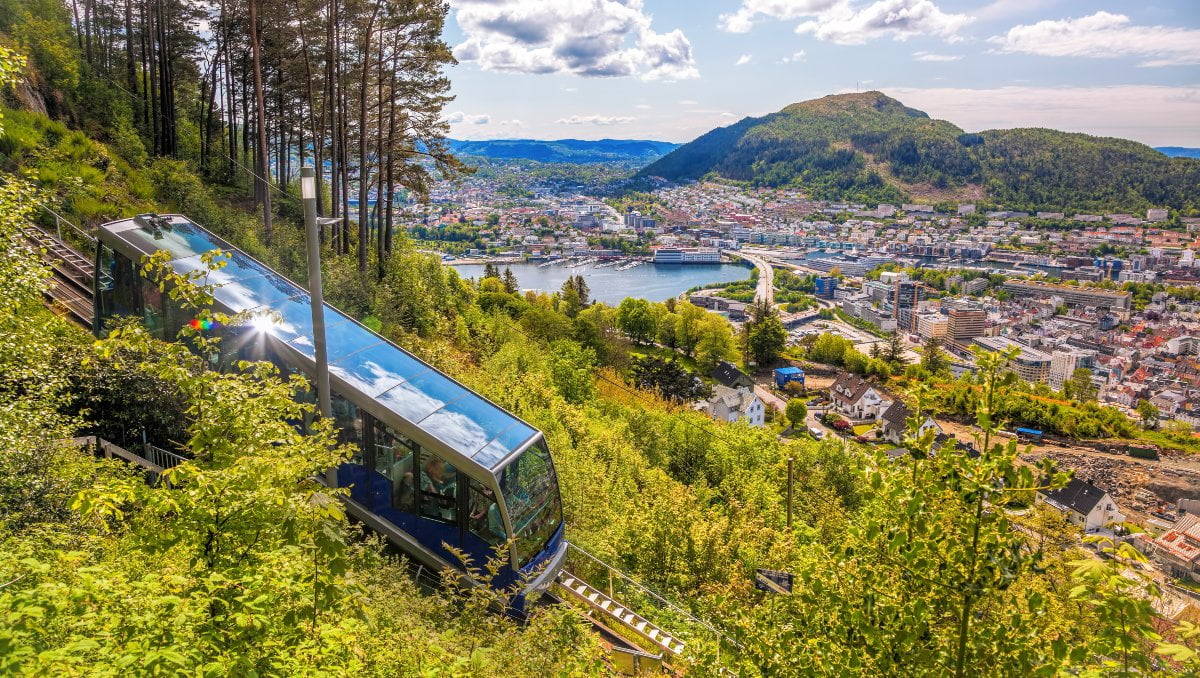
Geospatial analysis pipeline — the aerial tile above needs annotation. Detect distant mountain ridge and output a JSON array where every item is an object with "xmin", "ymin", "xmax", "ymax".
[
  {"xmin": 448, "ymin": 138, "xmax": 678, "ymax": 165},
  {"xmin": 638, "ymin": 91, "xmax": 1200, "ymax": 211},
  {"xmin": 1157, "ymin": 147, "xmax": 1200, "ymax": 159}
]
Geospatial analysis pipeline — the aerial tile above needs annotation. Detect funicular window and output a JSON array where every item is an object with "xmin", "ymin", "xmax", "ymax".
[
  {"xmin": 140, "ymin": 279, "xmax": 166, "ymax": 339},
  {"xmin": 372, "ymin": 420, "xmax": 418, "ymax": 513},
  {"xmin": 499, "ymin": 440, "xmax": 563, "ymax": 566},
  {"xmin": 331, "ymin": 393, "xmax": 363, "ymax": 458},
  {"xmin": 468, "ymin": 478, "xmax": 504, "ymax": 547},
  {"xmin": 418, "ymin": 448, "xmax": 458, "ymax": 524},
  {"xmin": 95, "ymin": 244, "xmax": 140, "ymax": 328}
]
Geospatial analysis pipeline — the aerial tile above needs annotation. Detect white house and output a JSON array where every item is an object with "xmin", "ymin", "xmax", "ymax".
[
  {"xmin": 830, "ymin": 372, "xmax": 892, "ymax": 421},
  {"xmin": 701, "ymin": 385, "xmax": 765, "ymax": 427},
  {"xmin": 878, "ymin": 400, "xmax": 942, "ymax": 445},
  {"xmin": 1037, "ymin": 477, "xmax": 1125, "ymax": 533}
]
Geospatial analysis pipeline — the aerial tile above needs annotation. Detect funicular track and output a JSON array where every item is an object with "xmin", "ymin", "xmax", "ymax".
[{"xmin": 20, "ymin": 211, "xmax": 98, "ymax": 327}]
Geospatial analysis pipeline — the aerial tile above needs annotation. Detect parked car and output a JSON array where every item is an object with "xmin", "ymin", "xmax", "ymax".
[{"xmin": 808, "ymin": 427, "xmax": 825, "ymax": 440}]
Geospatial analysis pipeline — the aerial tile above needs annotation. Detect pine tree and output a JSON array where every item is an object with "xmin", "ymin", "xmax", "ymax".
[{"xmin": 883, "ymin": 331, "xmax": 907, "ymax": 366}]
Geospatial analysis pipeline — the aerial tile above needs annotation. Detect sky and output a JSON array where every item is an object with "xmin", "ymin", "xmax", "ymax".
[{"xmin": 440, "ymin": 0, "xmax": 1200, "ymax": 146}]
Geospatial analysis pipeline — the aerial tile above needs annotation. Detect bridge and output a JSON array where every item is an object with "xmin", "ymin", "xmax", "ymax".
[{"xmin": 726, "ymin": 250, "xmax": 774, "ymax": 306}]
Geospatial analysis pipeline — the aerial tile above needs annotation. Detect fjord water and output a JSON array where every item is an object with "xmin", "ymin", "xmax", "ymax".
[{"xmin": 450, "ymin": 262, "xmax": 752, "ymax": 305}]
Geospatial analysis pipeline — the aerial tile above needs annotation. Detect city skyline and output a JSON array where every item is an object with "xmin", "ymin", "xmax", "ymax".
[{"xmin": 442, "ymin": 0, "xmax": 1200, "ymax": 146}]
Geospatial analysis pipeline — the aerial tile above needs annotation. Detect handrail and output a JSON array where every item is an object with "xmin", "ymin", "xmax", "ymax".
[
  {"xmin": 0, "ymin": 165, "xmax": 97, "ymax": 244},
  {"xmin": 68, "ymin": 435, "xmax": 188, "ymax": 475},
  {"xmin": 40, "ymin": 204, "xmax": 96, "ymax": 243},
  {"xmin": 144, "ymin": 443, "xmax": 188, "ymax": 470},
  {"xmin": 566, "ymin": 542, "xmax": 741, "ymax": 649}
]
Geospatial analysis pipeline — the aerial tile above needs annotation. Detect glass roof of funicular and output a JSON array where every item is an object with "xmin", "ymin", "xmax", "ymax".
[{"xmin": 102, "ymin": 215, "xmax": 538, "ymax": 471}]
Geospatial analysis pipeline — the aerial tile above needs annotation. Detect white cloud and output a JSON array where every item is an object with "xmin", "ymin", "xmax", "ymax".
[
  {"xmin": 796, "ymin": 0, "xmax": 973, "ymax": 44},
  {"xmin": 973, "ymin": 0, "xmax": 1058, "ymax": 22},
  {"xmin": 736, "ymin": 53, "xmax": 753, "ymax": 66},
  {"xmin": 635, "ymin": 103, "xmax": 653, "ymax": 110},
  {"xmin": 779, "ymin": 50, "xmax": 807, "ymax": 63},
  {"xmin": 720, "ymin": 0, "xmax": 841, "ymax": 33},
  {"xmin": 452, "ymin": 0, "xmax": 698, "ymax": 81},
  {"xmin": 988, "ymin": 12, "xmax": 1200, "ymax": 67},
  {"xmin": 913, "ymin": 51, "xmax": 960, "ymax": 62},
  {"xmin": 446, "ymin": 111, "xmax": 491, "ymax": 125},
  {"xmin": 720, "ymin": 0, "xmax": 971, "ymax": 44},
  {"xmin": 880, "ymin": 84, "xmax": 1200, "ymax": 146},
  {"xmin": 556, "ymin": 115, "xmax": 636, "ymax": 126},
  {"xmin": 679, "ymin": 99, "xmax": 699, "ymax": 106},
  {"xmin": 499, "ymin": 119, "xmax": 524, "ymax": 127}
]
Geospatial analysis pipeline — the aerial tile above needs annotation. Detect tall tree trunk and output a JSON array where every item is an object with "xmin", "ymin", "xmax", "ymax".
[
  {"xmin": 124, "ymin": 0, "xmax": 136, "ymax": 119},
  {"xmin": 383, "ymin": 30, "xmax": 398, "ymax": 264},
  {"xmin": 71, "ymin": 0, "xmax": 84, "ymax": 51},
  {"xmin": 139, "ymin": 0, "xmax": 150, "ymax": 133},
  {"xmin": 356, "ymin": 1, "xmax": 381, "ymax": 272},
  {"xmin": 146, "ymin": 0, "xmax": 159, "ymax": 153},
  {"xmin": 247, "ymin": 0, "xmax": 273, "ymax": 242},
  {"xmin": 296, "ymin": 0, "xmax": 325, "ymax": 219},
  {"xmin": 83, "ymin": 0, "xmax": 94, "ymax": 64}
]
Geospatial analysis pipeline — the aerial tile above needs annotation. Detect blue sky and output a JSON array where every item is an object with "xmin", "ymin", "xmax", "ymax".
[{"xmin": 441, "ymin": 0, "xmax": 1200, "ymax": 146}]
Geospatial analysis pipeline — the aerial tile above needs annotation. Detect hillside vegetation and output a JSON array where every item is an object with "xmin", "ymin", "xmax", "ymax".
[{"xmin": 639, "ymin": 91, "xmax": 1200, "ymax": 211}]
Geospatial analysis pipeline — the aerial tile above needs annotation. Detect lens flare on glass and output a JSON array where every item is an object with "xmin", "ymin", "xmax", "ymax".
[{"xmin": 188, "ymin": 318, "xmax": 215, "ymax": 331}]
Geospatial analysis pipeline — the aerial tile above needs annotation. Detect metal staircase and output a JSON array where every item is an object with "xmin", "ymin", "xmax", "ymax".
[
  {"xmin": 19, "ymin": 221, "xmax": 99, "ymax": 326},
  {"xmin": 557, "ymin": 570, "xmax": 686, "ymax": 657}
]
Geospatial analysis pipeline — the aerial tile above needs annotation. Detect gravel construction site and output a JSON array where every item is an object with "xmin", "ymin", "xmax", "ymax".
[{"xmin": 938, "ymin": 418, "xmax": 1200, "ymax": 524}]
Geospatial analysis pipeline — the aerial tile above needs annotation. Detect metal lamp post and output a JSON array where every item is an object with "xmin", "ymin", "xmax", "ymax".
[{"xmin": 301, "ymin": 166, "xmax": 338, "ymax": 485}]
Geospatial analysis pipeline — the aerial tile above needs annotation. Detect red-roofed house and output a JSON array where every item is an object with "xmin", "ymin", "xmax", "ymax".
[{"xmin": 1151, "ymin": 513, "xmax": 1200, "ymax": 583}]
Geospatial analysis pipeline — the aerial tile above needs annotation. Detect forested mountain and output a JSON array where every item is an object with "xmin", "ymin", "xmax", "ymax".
[
  {"xmin": 448, "ymin": 138, "xmax": 677, "ymax": 165},
  {"xmin": 639, "ymin": 91, "xmax": 1200, "ymax": 211}
]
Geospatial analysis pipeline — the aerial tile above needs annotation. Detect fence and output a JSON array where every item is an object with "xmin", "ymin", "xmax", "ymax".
[
  {"xmin": 561, "ymin": 541, "xmax": 740, "ymax": 658},
  {"xmin": 71, "ymin": 436, "xmax": 189, "ymax": 485}
]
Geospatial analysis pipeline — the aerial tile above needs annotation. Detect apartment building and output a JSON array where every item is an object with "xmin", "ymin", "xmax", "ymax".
[
  {"xmin": 973, "ymin": 336, "xmax": 1052, "ymax": 383},
  {"xmin": 1001, "ymin": 280, "xmax": 1131, "ymax": 311}
]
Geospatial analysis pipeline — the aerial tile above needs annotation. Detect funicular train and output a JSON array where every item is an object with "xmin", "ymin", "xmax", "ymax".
[{"xmin": 92, "ymin": 214, "xmax": 567, "ymax": 610}]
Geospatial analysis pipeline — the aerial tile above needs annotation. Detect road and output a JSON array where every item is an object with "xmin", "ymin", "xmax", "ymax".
[{"xmin": 728, "ymin": 251, "xmax": 774, "ymax": 306}]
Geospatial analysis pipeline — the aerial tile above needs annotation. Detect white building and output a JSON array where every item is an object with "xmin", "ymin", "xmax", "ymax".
[
  {"xmin": 916, "ymin": 313, "xmax": 948, "ymax": 340},
  {"xmin": 830, "ymin": 372, "xmax": 892, "ymax": 421},
  {"xmin": 700, "ymin": 385, "xmax": 765, "ymax": 427},
  {"xmin": 1048, "ymin": 349, "xmax": 1096, "ymax": 391},
  {"xmin": 653, "ymin": 247, "xmax": 721, "ymax": 264},
  {"xmin": 879, "ymin": 401, "xmax": 942, "ymax": 445},
  {"xmin": 1037, "ymin": 478, "xmax": 1125, "ymax": 533}
]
